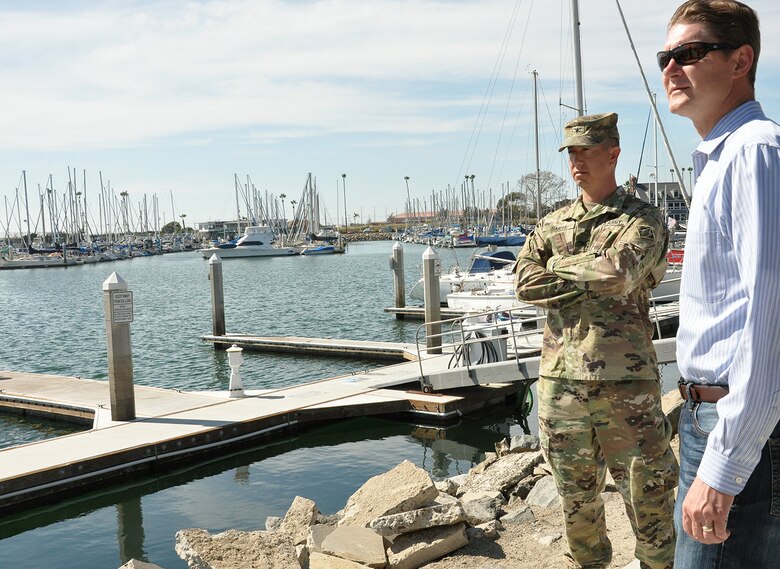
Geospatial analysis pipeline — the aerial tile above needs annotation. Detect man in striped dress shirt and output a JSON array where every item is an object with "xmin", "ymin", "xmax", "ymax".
[{"xmin": 660, "ymin": 1, "xmax": 780, "ymax": 567}]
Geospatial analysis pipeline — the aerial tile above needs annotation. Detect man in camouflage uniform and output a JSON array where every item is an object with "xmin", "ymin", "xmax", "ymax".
[{"xmin": 513, "ymin": 112, "xmax": 678, "ymax": 569}]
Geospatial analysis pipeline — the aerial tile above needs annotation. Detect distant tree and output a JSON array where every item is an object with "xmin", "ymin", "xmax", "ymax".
[
  {"xmin": 516, "ymin": 171, "xmax": 568, "ymax": 221},
  {"xmin": 496, "ymin": 191, "xmax": 531, "ymax": 223}
]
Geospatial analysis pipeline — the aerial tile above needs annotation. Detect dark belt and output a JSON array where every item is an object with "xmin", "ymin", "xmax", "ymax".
[{"xmin": 678, "ymin": 379, "xmax": 729, "ymax": 403}]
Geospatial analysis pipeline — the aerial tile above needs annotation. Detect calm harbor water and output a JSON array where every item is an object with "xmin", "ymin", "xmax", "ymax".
[
  {"xmin": 0, "ymin": 242, "xmax": 525, "ymax": 568},
  {"xmin": 0, "ymin": 241, "xmax": 678, "ymax": 568}
]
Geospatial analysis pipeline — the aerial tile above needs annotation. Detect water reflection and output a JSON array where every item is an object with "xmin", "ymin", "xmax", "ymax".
[
  {"xmin": 116, "ymin": 498, "xmax": 146, "ymax": 564},
  {"xmin": 0, "ymin": 405, "xmax": 527, "ymax": 568}
]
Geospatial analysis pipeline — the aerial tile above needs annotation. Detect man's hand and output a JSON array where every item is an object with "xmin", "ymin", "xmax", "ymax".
[{"xmin": 682, "ymin": 476, "xmax": 734, "ymax": 543}]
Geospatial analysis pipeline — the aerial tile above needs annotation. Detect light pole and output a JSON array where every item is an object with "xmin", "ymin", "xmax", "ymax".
[
  {"xmin": 404, "ymin": 176, "xmax": 411, "ymax": 232},
  {"xmin": 687, "ymin": 167, "xmax": 693, "ymax": 192},
  {"xmin": 279, "ymin": 193, "xmax": 287, "ymax": 235},
  {"xmin": 464, "ymin": 175, "xmax": 470, "ymax": 226},
  {"xmin": 470, "ymin": 174, "xmax": 476, "ymax": 226},
  {"xmin": 648, "ymin": 172, "xmax": 656, "ymax": 205},
  {"xmin": 180, "ymin": 214, "xmax": 186, "ymax": 232},
  {"xmin": 120, "ymin": 191, "xmax": 129, "ymax": 235},
  {"xmin": 341, "ymin": 173, "xmax": 348, "ymax": 231}
]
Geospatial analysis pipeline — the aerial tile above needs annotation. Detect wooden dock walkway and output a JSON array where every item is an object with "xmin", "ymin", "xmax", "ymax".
[
  {"xmin": 200, "ymin": 334, "xmax": 418, "ymax": 361},
  {"xmin": 383, "ymin": 306, "xmax": 468, "ymax": 320},
  {"xmin": 0, "ymin": 356, "xmax": 524, "ymax": 514}
]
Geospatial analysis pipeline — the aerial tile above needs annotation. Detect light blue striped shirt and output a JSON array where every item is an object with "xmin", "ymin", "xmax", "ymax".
[{"xmin": 678, "ymin": 101, "xmax": 780, "ymax": 495}]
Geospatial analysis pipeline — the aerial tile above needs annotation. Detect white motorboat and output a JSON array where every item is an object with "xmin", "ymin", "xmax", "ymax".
[
  {"xmin": 200, "ymin": 226, "xmax": 297, "ymax": 259},
  {"xmin": 0, "ymin": 254, "xmax": 79, "ymax": 269},
  {"xmin": 447, "ymin": 264, "xmax": 681, "ymax": 315},
  {"xmin": 409, "ymin": 249, "xmax": 518, "ymax": 303},
  {"xmin": 299, "ymin": 244, "xmax": 345, "ymax": 255},
  {"xmin": 446, "ymin": 283, "xmax": 537, "ymax": 315}
]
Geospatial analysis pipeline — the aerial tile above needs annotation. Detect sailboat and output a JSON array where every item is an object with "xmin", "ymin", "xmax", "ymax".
[{"xmin": 290, "ymin": 173, "xmax": 346, "ymax": 255}]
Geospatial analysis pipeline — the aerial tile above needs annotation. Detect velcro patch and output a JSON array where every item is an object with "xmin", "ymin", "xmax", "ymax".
[{"xmin": 638, "ymin": 226, "xmax": 656, "ymax": 240}]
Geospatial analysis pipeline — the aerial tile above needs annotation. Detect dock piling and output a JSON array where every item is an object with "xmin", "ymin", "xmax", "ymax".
[
  {"xmin": 391, "ymin": 241, "xmax": 405, "ymax": 316},
  {"xmin": 226, "ymin": 344, "xmax": 245, "ymax": 398},
  {"xmin": 422, "ymin": 247, "xmax": 442, "ymax": 354},
  {"xmin": 209, "ymin": 254, "xmax": 226, "ymax": 342},
  {"xmin": 102, "ymin": 272, "xmax": 136, "ymax": 421}
]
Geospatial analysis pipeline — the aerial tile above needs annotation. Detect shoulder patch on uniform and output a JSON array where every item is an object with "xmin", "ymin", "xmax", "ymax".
[{"xmin": 638, "ymin": 226, "xmax": 656, "ymax": 240}]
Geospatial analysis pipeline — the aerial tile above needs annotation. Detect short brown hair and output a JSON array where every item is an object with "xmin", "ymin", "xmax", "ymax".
[{"xmin": 668, "ymin": 0, "xmax": 760, "ymax": 86}]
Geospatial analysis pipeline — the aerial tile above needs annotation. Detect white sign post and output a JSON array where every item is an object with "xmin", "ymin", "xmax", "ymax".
[
  {"xmin": 111, "ymin": 291, "xmax": 134, "ymax": 323},
  {"xmin": 103, "ymin": 272, "xmax": 136, "ymax": 421}
]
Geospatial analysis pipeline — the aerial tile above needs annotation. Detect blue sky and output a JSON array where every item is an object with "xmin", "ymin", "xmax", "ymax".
[{"xmin": 2, "ymin": 0, "xmax": 780, "ymax": 230}]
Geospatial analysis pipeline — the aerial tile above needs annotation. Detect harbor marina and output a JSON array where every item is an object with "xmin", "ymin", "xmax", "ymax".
[{"xmin": 0, "ymin": 242, "xmax": 682, "ymax": 568}]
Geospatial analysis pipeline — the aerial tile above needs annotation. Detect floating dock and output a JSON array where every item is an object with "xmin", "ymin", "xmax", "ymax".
[
  {"xmin": 383, "ymin": 306, "xmax": 468, "ymax": 320},
  {"xmin": 0, "ymin": 306, "xmax": 678, "ymax": 516},
  {"xmin": 0, "ymin": 355, "xmax": 527, "ymax": 515},
  {"xmin": 201, "ymin": 334, "xmax": 418, "ymax": 361}
]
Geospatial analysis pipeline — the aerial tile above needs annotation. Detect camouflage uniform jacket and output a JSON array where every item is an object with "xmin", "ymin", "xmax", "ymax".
[{"xmin": 513, "ymin": 187, "xmax": 668, "ymax": 381}]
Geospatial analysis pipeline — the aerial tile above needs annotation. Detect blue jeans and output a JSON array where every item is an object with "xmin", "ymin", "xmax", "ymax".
[{"xmin": 675, "ymin": 401, "xmax": 780, "ymax": 568}]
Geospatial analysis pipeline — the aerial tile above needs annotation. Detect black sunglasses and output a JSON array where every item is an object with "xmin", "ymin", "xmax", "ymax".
[{"xmin": 657, "ymin": 41, "xmax": 737, "ymax": 71}]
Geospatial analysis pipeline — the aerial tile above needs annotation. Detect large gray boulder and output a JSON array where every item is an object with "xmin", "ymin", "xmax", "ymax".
[
  {"xmin": 278, "ymin": 496, "xmax": 320, "ymax": 545},
  {"xmin": 458, "ymin": 450, "xmax": 544, "ymax": 494},
  {"xmin": 118, "ymin": 561, "xmax": 163, "ymax": 569},
  {"xmin": 308, "ymin": 526, "xmax": 386, "ymax": 568},
  {"xmin": 175, "ymin": 528, "xmax": 300, "ymax": 569},
  {"xmin": 338, "ymin": 460, "xmax": 438, "ymax": 528},
  {"xmin": 309, "ymin": 551, "xmax": 374, "ymax": 568},
  {"xmin": 369, "ymin": 502, "xmax": 465, "ymax": 536},
  {"xmin": 459, "ymin": 490, "xmax": 506, "ymax": 525},
  {"xmin": 524, "ymin": 474, "xmax": 560, "ymax": 508},
  {"xmin": 385, "ymin": 522, "xmax": 469, "ymax": 569}
]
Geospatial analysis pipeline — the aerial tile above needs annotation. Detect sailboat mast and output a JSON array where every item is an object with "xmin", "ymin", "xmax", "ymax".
[
  {"xmin": 22, "ymin": 170, "xmax": 32, "ymax": 251},
  {"xmin": 571, "ymin": 0, "xmax": 585, "ymax": 116},
  {"xmin": 233, "ymin": 174, "xmax": 241, "ymax": 234},
  {"xmin": 533, "ymin": 70, "xmax": 542, "ymax": 221},
  {"xmin": 613, "ymin": 0, "xmax": 690, "ymax": 206},
  {"xmin": 653, "ymin": 93, "xmax": 659, "ymax": 207}
]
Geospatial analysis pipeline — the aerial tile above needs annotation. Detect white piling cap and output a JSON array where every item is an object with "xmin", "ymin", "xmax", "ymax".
[
  {"xmin": 422, "ymin": 246, "xmax": 438, "ymax": 260},
  {"xmin": 393, "ymin": 241, "xmax": 403, "ymax": 251},
  {"xmin": 208, "ymin": 253, "xmax": 222, "ymax": 264},
  {"xmin": 103, "ymin": 272, "xmax": 128, "ymax": 291}
]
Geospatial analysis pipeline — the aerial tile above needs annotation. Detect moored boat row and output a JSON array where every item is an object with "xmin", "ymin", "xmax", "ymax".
[{"xmin": 200, "ymin": 225, "xmax": 345, "ymax": 259}]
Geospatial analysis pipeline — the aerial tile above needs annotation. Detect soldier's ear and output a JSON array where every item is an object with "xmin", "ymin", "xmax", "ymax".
[{"xmin": 609, "ymin": 146, "xmax": 621, "ymax": 165}]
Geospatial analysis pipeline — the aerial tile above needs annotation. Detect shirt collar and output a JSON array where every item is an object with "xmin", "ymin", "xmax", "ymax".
[{"xmin": 696, "ymin": 100, "xmax": 765, "ymax": 157}]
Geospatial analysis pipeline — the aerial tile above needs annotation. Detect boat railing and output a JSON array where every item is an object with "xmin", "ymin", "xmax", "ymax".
[
  {"xmin": 413, "ymin": 281, "xmax": 681, "ymax": 393},
  {"xmin": 413, "ymin": 306, "xmax": 546, "ymax": 392},
  {"xmin": 649, "ymin": 275, "xmax": 681, "ymax": 339}
]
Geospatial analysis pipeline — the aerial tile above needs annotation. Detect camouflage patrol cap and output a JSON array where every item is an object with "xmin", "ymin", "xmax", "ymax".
[{"xmin": 558, "ymin": 112, "xmax": 620, "ymax": 152}]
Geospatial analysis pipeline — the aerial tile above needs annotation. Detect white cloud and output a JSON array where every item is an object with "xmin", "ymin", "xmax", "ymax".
[{"xmin": 1, "ymin": 0, "xmax": 779, "ymax": 219}]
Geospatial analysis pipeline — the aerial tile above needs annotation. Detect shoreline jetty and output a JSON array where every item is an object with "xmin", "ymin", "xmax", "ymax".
[{"xmin": 121, "ymin": 390, "xmax": 684, "ymax": 569}]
